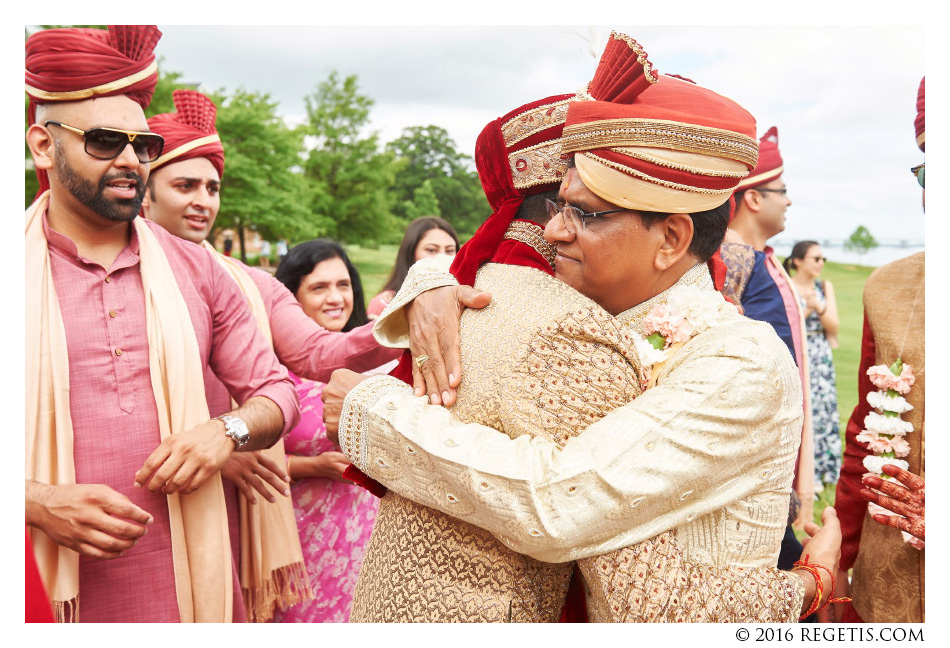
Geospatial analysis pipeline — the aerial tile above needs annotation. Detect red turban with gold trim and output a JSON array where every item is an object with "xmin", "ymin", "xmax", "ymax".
[
  {"xmin": 26, "ymin": 25, "xmax": 161, "ymax": 114},
  {"xmin": 915, "ymin": 77, "xmax": 925, "ymax": 152},
  {"xmin": 735, "ymin": 126, "xmax": 782, "ymax": 191},
  {"xmin": 563, "ymin": 32, "xmax": 758, "ymax": 214},
  {"xmin": 450, "ymin": 34, "xmax": 663, "ymax": 285},
  {"xmin": 449, "ymin": 93, "xmax": 574, "ymax": 286},
  {"xmin": 25, "ymin": 25, "xmax": 162, "ymax": 194},
  {"xmin": 147, "ymin": 90, "xmax": 225, "ymax": 179}
]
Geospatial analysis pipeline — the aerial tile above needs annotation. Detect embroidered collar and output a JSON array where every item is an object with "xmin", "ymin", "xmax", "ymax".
[
  {"xmin": 618, "ymin": 263, "xmax": 713, "ymax": 334},
  {"xmin": 502, "ymin": 219, "xmax": 557, "ymax": 267}
]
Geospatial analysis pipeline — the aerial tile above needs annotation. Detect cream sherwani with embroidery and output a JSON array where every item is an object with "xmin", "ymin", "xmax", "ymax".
[{"xmin": 342, "ymin": 253, "xmax": 806, "ymax": 622}]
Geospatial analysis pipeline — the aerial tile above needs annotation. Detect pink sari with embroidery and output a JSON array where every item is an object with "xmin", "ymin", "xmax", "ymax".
[{"xmin": 272, "ymin": 373, "xmax": 380, "ymax": 623}]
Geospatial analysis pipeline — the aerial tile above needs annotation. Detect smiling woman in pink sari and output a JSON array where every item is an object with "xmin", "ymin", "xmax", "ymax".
[{"xmin": 272, "ymin": 239, "xmax": 380, "ymax": 622}]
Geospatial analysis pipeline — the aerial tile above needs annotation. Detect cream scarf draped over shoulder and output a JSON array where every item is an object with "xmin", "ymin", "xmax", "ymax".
[
  {"xmin": 26, "ymin": 191, "xmax": 233, "ymax": 622},
  {"xmin": 199, "ymin": 240, "xmax": 311, "ymax": 621}
]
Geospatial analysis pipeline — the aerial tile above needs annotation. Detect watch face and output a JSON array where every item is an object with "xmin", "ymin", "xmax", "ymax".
[{"xmin": 222, "ymin": 416, "xmax": 249, "ymax": 447}]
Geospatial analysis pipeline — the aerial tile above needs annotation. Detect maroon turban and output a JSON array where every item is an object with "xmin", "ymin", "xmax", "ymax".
[
  {"xmin": 734, "ymin": 126, "xmax": 782, "ymax": 191},
  {"xmin": 147, "ymin": 90, "xmax": 225, "ymax": 179},
  {"xmin": 448, "ymin": 93, "xmax": 574, "ymax": 286},
  {"xmin": 25, "ymin": 25, "xmax": 162, "ymax": 194},
  {"xmin": 915, "ymin": 77, "xmax": 925, "ymax": 152}
]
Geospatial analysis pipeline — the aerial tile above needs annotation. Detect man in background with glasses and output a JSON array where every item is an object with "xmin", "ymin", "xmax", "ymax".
[
  {"xmin": 833, "ymin": 76, "xmax": 925, "ymax": 624},
  {"xmin": 24, "ymin": 26, "xmax": 299, "ymax": 623}
]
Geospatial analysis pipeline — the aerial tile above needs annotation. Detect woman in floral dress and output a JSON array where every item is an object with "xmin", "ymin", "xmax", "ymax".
[
  {"xmin": 272, "ymin": 239, "xmax": 380, "ymax": 622},
  {"xmin": 785, "ymin": 241, "xmax": 841, "ymax": 488}
]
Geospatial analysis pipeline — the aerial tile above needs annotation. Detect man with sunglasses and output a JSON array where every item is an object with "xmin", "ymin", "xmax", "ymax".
[
  {"xmin": 24, "ymin": 26, "xmax": 300, "ymax": 623},
  {"xmin": 832, "ymin": 76, "xmax": 925, "ymax": 624},
  {"xmin": 324, "ymin": 34, "xmax": 843, "ymax": 621}
]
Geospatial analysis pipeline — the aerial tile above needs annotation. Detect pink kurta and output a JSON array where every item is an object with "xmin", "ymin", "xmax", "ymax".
[
  {"xmin": 42, "ymin": 214, "xmax": 299, "ymax": 623},
  {"xmin": 764, "ymin": 247, "xmax": 805, "ymax": 375},
  {"xmin": 366, "ymin": 290, "xmax": 395, "ymax": 319},
  {"xmin": 204, "ymin": 262, "xmax": 400, "ymax": 417}
]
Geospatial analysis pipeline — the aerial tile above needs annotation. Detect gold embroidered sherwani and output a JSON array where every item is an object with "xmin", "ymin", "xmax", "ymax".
[
  {"xmin": 838, "ymin": 252, "xmax": 925, "ymax": 622},
  {"xmin": 350, "ymin": 228, "xmax": 639, "ymax": 621},
  {"xmin": 343, "ymin": 248, "xmax": 806, "ymax": 622}
]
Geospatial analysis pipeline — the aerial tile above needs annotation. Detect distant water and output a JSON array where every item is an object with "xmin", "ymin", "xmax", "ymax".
[{"xmin": 769, "ymin": 243, "xmax": 925, "ymax": 268}]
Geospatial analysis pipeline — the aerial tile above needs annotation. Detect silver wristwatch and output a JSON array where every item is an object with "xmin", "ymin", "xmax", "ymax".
[{"xmin": 216, "ymin": 414, "xmax": 250, "ymax": 449}]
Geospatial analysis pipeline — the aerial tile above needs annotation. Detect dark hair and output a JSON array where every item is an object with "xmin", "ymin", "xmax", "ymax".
[
  {"xmin": 517, "ymin": 190, "xmax": 559, "ymax": 225},
  {"xmin": 783, "ymin": 240, "xmax": 819, "ymax": 274},
  {"xmin": 275, "ymin": 238, "xmax": 368, "ymax": 332},
  {"xmin": 381, "ymin": 217, "xmax": 460, "ymax": 293},
  {"xmin": 685, "ymin": 199, "xmax": 733, "ymax": 262}
]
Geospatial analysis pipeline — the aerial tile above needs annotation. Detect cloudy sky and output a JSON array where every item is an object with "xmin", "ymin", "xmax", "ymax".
[{"xmin": 143, "ymin": 22, "xmax": 927, "ymax": 247}]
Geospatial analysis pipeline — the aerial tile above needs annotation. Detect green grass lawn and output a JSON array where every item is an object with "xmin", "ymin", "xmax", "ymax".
[
  {"xmin": 347, "ymin": 244, "xmax": 400, "ymax": 303},
  {"xmin": 809, "ymin": 260, "xmax": 876, "ymax": 522},
  {"xmin": 349, "ymin": 245, "xmax": 877, "ymax": 524}
]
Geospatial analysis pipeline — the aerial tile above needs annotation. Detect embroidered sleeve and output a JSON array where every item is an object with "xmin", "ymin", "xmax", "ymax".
[
  {"xmin": 581, "ymin": 532, "xmax": 805, "ymax": 622},
  {"xmin": 720, "ymin": 242, "xmax": 756, "ymax": 307},
  {"xmin": 351, "ymin": 320, "xmax": 803, "ymax": 563},
  {"xmin": 372, "ymin": 255, "xmax": 458, "ymax": 348},
  {"xmin": 678, "ymin": 559, "xmax": 805, "ymax": 622},
  {"xmin": 338, "ymin": 374, "xmax": 414, "ymax": 473}
]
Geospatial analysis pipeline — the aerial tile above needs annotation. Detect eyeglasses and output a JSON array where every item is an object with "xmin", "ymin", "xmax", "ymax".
[
  {"xmin": 807, "ymin": 255, "xmax": 826, "ymax": 263},
  {"xmin": 45, "ymin": 120, "xmax": 165, "ymax": 164},
  {"xmin": 756, "ymin": 188, "xmax": 788, "ymax": 196},
  {"xmin": 911, "ymin": 163, "xmax": 924, "ymax": 189},
  {"xmin": 545, "ymin": 198, "xmax": 628, "ymax": 235}
]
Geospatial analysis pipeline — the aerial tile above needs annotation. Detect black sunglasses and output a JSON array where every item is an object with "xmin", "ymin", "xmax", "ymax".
[{"xmin": 45, "ymin": 120, "xmax": 165, "ymax": 164}]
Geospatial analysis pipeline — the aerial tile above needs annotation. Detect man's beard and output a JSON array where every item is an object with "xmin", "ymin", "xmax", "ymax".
[{"xmin": 55, "ymin": 148, "xmax": 146, "ymax": 222}]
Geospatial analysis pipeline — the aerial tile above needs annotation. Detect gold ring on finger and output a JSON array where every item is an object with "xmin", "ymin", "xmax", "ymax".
[{"xmin": 415, "ymin": 354, "xmax": 431, "ymax": 369}]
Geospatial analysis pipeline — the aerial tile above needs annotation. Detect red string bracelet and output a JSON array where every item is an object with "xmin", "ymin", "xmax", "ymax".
[
  {"xmin": 810, "ymin": 562, "xmax": 852, "ymax": 613},
  {"xmin": 792, "ymin": 555, "xmax": 852, "ymax": 620},
  {"xmin": 791, "ymin": 561, "xmax": 823, "ymax": 619}
]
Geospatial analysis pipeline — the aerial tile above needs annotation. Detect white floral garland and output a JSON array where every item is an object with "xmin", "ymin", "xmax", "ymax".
[
  {"xmin": 857, "ymin": 358, "xmax": 921, "ymax": 549},
  {"xmin": 633, "ymin": 284, "xmax": 730, "ymax": 389}
]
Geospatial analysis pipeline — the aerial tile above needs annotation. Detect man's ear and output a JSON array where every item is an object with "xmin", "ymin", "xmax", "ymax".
[
  {"xmin": 141, "ymin": 183, "xmax": 152, "ymax": 216},
  {"xmin": 654, "ymin": 212, "xmax": 694, "ymax": 271},
  {"xmin": 742, "ymin": 189, "xmax": 761, "ymax": 213},
  {"xmin": 26, "ymin": 124, "xmax": 55, "ymax": 171}
]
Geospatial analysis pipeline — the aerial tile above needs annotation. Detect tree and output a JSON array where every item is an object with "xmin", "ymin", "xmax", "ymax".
[
  {"xmin": 386, "ymin": 125, "xmax": 490, "ymax": 239},
  {"xmin": 404, "ymin": 179, "xmax": 441, "ymax": 220},
  {"xmin": 301, "ymin": 72, "xmax": 398, "ymax": 244},
  {"xmin": 209, "ymin": 88, "xmax": 311, "ymax": 261},
  {"xmin": 843, "ymin": 225, "xmax": 879, "ymax": 258},
  {"xmin": 144, "ymin": 64, "xmax": 193, "ymax": 119}
]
